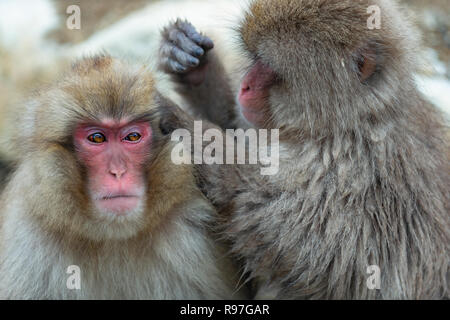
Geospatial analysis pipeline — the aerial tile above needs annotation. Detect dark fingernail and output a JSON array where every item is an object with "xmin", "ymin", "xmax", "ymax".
[
  {"xmin": 205, "ymin": 39, "xmax": 214, "ymax": 48},
  {"xmin": 195, "ymin": 48, "xmax": 204, "ymax": 56},
  {"xmin": 190, "ymin": 57, "xmax": 200, "ymax": 66}
]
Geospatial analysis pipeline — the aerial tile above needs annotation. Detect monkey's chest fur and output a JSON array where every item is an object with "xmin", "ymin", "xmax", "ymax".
[
  {"xmin": 0, "ymin": 205, "xmax": 232, "ymax": 299},
  {"xmin": 221, "ymin": 137, "xmax": 449, "ymax": 299}
]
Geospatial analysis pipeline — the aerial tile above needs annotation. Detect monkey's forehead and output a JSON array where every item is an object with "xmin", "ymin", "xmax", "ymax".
[
  {"xmin": 61, "ymin": 56, "xmax": 158, "ymax": 117},
  {"xmin": 239, "ymin": 0, "xmax": 418, "ymax": 83},
  {"xmin": 16, "ymin": 56, "xmax": 160, "ymax": 149},
  {"xmin": 241, "ymin": 0, "xmax": 390, "ymax": 50}
]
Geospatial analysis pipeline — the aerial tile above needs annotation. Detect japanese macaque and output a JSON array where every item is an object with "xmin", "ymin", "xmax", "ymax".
[
  {"xmin": 0, "ymin": 55, "xmax": 246, "ymax": 300},
  {"xmin": 159, "ymin": 0, "xmax": 450, "ymax": 299}
]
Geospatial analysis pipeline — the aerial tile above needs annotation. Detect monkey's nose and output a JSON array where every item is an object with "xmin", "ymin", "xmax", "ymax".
[
  {"xmin": 241, "ymin": 83, "xmax": 251, "ymax": 92},
  {"xmin": 109, "ymin": 167, "xmax": 126, "ymax": 179}
]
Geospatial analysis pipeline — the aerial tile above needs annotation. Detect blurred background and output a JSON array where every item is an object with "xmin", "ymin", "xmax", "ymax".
[{"xmin": 0, "ymin": 0, "xmax": 449, "ymax": 164}]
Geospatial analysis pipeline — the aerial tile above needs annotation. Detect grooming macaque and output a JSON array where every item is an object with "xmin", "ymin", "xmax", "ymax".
[
  {"xmin": 0, "ymin": 55, "xmax": 246, "ymax": 299},
  {"xmin": 160, "ymin": 0, "xmax": 450, "ymax": 299}
]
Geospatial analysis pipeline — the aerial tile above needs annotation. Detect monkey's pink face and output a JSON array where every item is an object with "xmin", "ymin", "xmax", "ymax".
[
  {"xmin": 238, "ymin": 60, "xmax": 277, "ymax": 127},
  {"xmin": 74, "ymin": 120, "xmax": 152, "ymax": 217}
]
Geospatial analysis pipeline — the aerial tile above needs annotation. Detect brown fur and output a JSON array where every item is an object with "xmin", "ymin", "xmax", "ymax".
[
  {"xmin": 0, "ymin": 55, "xmax": 246, "ymax": 299},
  {"xmin": 161, "ymin": 0, "xmax": 450, "ymax": 299}
]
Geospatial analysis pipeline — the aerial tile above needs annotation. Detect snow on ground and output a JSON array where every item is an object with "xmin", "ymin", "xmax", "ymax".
[
  {"xmin": 71, "ymin": 0, "xmax": 246, "ymax": 64},
  {"xmin": 0, "ymin": 0, "xmax": 59, "ymax": 48},
  {"xmin": 416, "ymin": 76, "xmax": 450, "ymax": 115}
]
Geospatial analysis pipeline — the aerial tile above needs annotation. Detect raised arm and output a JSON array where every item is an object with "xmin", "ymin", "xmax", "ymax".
[{"xmin": 159, "ymin": 19, "xmax": 236, "ymax": 129}]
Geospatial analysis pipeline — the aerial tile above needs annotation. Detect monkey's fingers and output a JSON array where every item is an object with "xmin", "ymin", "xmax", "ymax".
[
  {"xmin": 159, "ymin": 54, "xmax": 187, "ymax": 74},
  {"xmin": 160, "ymin": 43, "xmax": 199, "ymax": 74},
  {"xmin": 175, "ymin": 19, "xmax": 214, "ymax": 50},
  {"xmin": 171, "ymin": 45, "xmax": 200, "ymax": 69},
  {"xmin": 168, "ymin": 28, "xmax": 205, "ymax": 59}
]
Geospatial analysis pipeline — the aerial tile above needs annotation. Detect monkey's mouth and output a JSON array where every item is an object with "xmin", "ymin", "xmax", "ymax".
[
  {"xmin": 96, "ymin": 195, "xmax": 141, "ymax": 215},
  {"xmin": 238, "ymin": 60, "xmax": 277, "ymax": 125},
  {"xmin": 101, "ymin": 195, "xmax": 137, "ymax": 200}
]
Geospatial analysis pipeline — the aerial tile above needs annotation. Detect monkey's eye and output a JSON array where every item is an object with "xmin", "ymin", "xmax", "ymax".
[
  {"xmin": 124, "ymin": 132, "xmax": 141, "ymax": 142},
  {"xmin": 87, "ymin": 133, "xmax": 106, "ymax": 144}
]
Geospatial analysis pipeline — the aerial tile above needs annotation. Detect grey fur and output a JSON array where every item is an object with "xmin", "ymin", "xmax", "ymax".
[{"xmin": 159, "ymin": 0, "xmax": 450, "ymax": 299}]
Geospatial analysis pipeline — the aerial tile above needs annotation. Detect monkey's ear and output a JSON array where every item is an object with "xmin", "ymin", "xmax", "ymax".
[
  {"xmin": 159, "ymin": 108, "xmax": 180, "ymax": 135},
  {"xmin": 158, "ymin": 104, "xmax": 189, "ymax": 136},
  {"xmin": 156, "ymin": 94, "xmax": 193, "ymax": 135},
  {"xmin": 353, "ymin": 44, "xmax": 378, "ymax": 83}
]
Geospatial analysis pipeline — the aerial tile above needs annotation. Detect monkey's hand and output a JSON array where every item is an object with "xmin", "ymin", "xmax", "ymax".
[{"xmin": 159, "ymin": 19, "xmax": 214, "ymax": 86}]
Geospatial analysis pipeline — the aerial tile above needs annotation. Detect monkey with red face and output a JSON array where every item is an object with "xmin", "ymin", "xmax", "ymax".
[
  {"xmin": 0, "ymin": 55, "xmax": 246, "ymax": 299},
  {"xmin": 160, "ymin": 0, "xmax": 450, "ymax": 299}
]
